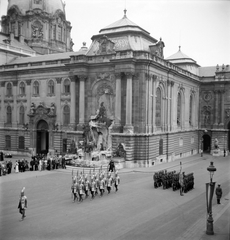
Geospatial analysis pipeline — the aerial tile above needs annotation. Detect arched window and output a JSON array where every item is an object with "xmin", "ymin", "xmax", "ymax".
[
  {"xmin": 5, "ymin": 135, "xmax": 11, "ymax": 149},
  {"xmin": 53, "ymin": 25, "xmax": 56, "ymax": 40},
  {"xmin": 189, "ymin": 95, "xmax": 193, "ymax": 126},
  {"xmin": 11, "ymin": 22, "xmax": 16, "ymax": 35},
  {"xmin": 63, "ymin": 105, "xmax": 70, "ymax": 125},
  {"xmin": 18, "ymin": 136, "xmax": 25, "ymax": 149},
  {"xmin": 19, "ymin": 106, "xmax": 25, "ymax": 124},
  {"xmin": 19, "ymin": 82, "xmax": 26, "ymax": 95},
  {"xmin": 58, "ymin": 25, "xmax": 62, "ymax": 41},
  {"xmin": 33, "ymin": 81, "xmax": 39, "ymax": 95},
  {"xmin": 6, "ymin": 106, "xmax": 12, "ymax": 123},
  {"xmin": 63, "ymin": 79, "xmax": 70, "ymax": 94},
  {"xmin": 155, "ymin": 87, "xmax": 162, "ymax": 127},
  {"xmin": 177, "ymin": 92, "xmax": 182, "ymax": 126},
  {"xmin": 6, "ymin": 83, "xmax": 12, "ymax": 96},
  {"xmin": 48, "ymin": 80, "xmax": 55, "ymax": 95}
]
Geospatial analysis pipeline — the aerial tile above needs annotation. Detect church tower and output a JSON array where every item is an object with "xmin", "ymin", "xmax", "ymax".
[{"xmin": 1, "ymin": 0, "xmax": 73, "ymax": 54}]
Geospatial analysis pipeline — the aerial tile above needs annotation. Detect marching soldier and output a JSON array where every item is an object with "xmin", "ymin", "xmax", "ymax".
[
  {"xmin": 114, "ymin": 171, "xmax": 120, "ymax": 192},
  {"xmin": 72, "ymin": 177, "xmax": 78, "ymax": 202},
  {"xmin": 95, "ymin": 174, "xmax": 99, "ymax": 196},
  {"xmin": 84, "ymin": 175, "xmax": 90, "ymax": 198},
  {"xmin": 91, "ymin": 177, "xmax": 96, "ymax": 199},
  {"xmin": 18, "ymin": 187, "xmax": 27, "ymax": 220},
  {"xmin": 107, "ymin": 173, "xmax": 112, "ymax": 194},
  {"xmin": 79, "ymin": 180, "xmax": 84, "ymax": 202}
]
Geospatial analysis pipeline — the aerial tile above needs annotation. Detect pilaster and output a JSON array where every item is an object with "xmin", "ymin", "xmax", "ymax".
[
  {"xmin": 124, "ymin": 72, "xmax": 134, "ymax": 132},
  {"xmin": 12, "ymin": 81, "xmax": 17, "ymax": 128},
  {"xmin": 77, "ymin": 75, "xmax": 87, "ymax": 130},
  {"xmin": 56, "ymin": 77, "xmax": 62, "ymax": 127},
  {"xmin": 213, "ymin": 90, "xmax": 219, "ymax": 127},
  {"xmin": 219, "ymin": 90, "xmax": 225, "ymax": 128},
  {"xmin": 70, "ymin": 76, "xmax": 76, "ymax": 130},
  {"xmin": 114, "ymin": 72, "xmax": 122, "ymax": 131},
  {"xmin": 152, "ymin": 76, "xmax": 157, "ymax": 132},
  {"xmin": 147, "ymin": 74, "xmax": 153, "ymax": 133}
]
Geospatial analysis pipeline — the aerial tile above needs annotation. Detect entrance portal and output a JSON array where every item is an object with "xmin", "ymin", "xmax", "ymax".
[
  {"xmin": 203, "ymin": 134, "xmax": 211, "ymax": 153},
  {"xmin": 37, "ymin": 120, "xmax": 49, "ymax": 155}
]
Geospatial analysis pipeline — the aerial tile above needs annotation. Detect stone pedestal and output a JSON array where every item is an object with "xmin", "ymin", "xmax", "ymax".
[{"xmin": 212, "ymin": 149, "xmax": 220, "ymax": 157}]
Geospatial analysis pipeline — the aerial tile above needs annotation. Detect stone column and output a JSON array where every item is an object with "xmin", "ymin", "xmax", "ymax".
[
  {"xmin": 56, "ymin": 78, "xmax": 62, "ymax": 126},
  {"xmin": 148, "ymin": 75, "xmax": 153, "ymax": 133},
  {"xmin": 214, "ymin": 90, "xmax": 219, "ymax": 127},
  {"xmin": 12, "ymin": 81, "xmax": 17, "ymax": 128},
  {"xmin": 152, "ymin": 76, "xmax": 157, "ymax": 132},
  {"xmin": 26, "ymin": 80, "xmax": 31, "ymax": 124},
  {"xmin": 220, "ymin": 90, "xmax": 225, "ymax": 127},
  {"xmin": 70, "ymin": 76, "xmax": 76, "ymax": 129},
  {"xmin": 170, "ymin": 81, "xmax": 174, "ymax": 131},
  {"xmin": 115, "ymin": 73, "xmax": 121, "ymax": 127},
  {"xmin": 78, "ymin": 75, "xmax": 86, "ymax": 129},
  {"xmin": 124, "ymin": 72, "xmax": 134, "ymax": 131},
  {"xmin": 167, "ymin": 80, "xmax": 171, "ymax": 132},
  {"xmin": 0, "ymin": 82, "xmax": 5, "ymax": 126}
]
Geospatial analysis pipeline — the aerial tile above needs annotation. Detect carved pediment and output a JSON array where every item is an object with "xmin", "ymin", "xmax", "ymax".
[
  {"xmin": 96, "ymin": 35, "xmax": 115, "ymax": 55},
  {"xmin": 28, "ymin": 102, "xmax": 56, "ymax": 118}
]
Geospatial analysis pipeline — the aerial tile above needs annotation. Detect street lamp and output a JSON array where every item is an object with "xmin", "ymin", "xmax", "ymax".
[{"xmin": 206, "ymin": 161, "xmax": 216, "ymax": 235}]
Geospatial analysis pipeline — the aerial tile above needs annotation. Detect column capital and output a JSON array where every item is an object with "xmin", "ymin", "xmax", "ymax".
[
  {"xmin": 69, "ymin": 76, "xmax": 76, "ymax": 82},
  {"xmin": 26, "ymin": 79, "xmax": 32, "ymax": 86},
  {"xmin": 115, "ymin": 72, "xmax": 122, "ymax": 78},
  {"xmin": 78, "ymin": 75, "xmax": 87, "ymax": 81},
  {"xmin": 12, "ymin": 81, "xmax": 17, "ymax": 86},
  {"xmin": 56, "ymin": 77, "xmax": 62, "ymax": 84},
  {"xmin": 124, "ymin": 72, "xmax": 135, "ymax": 78}
]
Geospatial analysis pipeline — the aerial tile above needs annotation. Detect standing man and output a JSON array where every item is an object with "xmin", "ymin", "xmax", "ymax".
[
  {"xmin": 215, "ymin": 184, "xmax": 223, "ymax": 204},
  {"xmin": 18, "ymin": 187, "xmax": 27, "ymax": 220}
]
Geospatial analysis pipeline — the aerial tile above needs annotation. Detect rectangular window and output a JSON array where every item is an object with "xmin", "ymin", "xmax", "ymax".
[
  {"xmin": 5, "ymin": 135, "xmax": 11, "ymax": 149},
  {"xmin": 19, "ymin": 136, "xmax": 25, "ymax": 149},
  {"xmin": 63, "ymin": 139, "xmax": 67, "ymax": 153}
]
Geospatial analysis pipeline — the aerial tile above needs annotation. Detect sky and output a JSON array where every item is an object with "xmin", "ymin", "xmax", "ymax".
[{"xmin": 0, "ymin": 0, "xmax": 229, "ymax": 67}]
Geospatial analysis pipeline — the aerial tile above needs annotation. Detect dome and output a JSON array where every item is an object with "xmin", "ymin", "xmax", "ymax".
[
  {"xmin": 99, "ymin": 9, "xmax": 150, "ymax": 35},
  {"xmin": 7, "ymin": 0, "xmax": 65, "ymax": 15},
  {"xmin": 166, "ymin": 46, "xmax": 200, "ymax": 75},
  {"xmin": 166, "ymin": 46, "xmax": 196, "ymax": 64}
]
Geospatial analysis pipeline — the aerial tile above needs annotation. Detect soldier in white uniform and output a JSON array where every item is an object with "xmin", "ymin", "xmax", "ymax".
[
  {"xmin": 91, "ymin": 177, "xmax": 96, "ymax": 199},
  {"xmin": 107, "ymin": 173, "xmax": 112, "ymax": 194},
  {"xmin": 18, "ymin": 187, "xmax": 27, "ymax": 220}
]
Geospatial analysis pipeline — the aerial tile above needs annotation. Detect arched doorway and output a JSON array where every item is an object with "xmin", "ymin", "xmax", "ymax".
[
  {"xmin": 203, "ymin": 134, "xmax": 211, "ymax": 153},
  {"xmin": 37, "ymin": 120, "xmax": 49, "ymax": 155}
]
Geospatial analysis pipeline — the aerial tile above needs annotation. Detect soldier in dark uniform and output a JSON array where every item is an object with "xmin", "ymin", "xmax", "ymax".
[
  {"xmin": 108, "ymin": 159, "xmax": 115, "ymax": 172},
  {"xmin": 215, "ymin": 184, "xmax": 222, "ymax": 204}
]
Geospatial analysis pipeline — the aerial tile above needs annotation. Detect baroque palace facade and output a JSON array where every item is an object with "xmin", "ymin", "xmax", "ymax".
[{"xmin": 0, "ymin": 0, "xmax": 229, "ymax": 167}]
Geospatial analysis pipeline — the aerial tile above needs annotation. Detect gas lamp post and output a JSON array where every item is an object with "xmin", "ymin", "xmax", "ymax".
[{"xmin": 206, "ymin": 161, "xmax": 216, "ymax": 235}]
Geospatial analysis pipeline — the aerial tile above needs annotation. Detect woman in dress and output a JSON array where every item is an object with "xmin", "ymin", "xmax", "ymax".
[{"xmin": 15, "ymin": 161, "xmax": 19, "ymax": 173}]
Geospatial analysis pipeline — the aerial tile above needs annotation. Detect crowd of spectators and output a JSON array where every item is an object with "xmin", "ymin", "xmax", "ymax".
[{"xmin": 0, "ymin": 153, "xmax": 67, "ymax": 176}]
